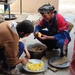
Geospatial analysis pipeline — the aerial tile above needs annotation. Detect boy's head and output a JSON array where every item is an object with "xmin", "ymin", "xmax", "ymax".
[
  {"xmin": 16, "ymin": 20, "xmax": 34, "ymax": 38},
  {"xmin": 38, "ymin": 4, "xmax": 55, "ymax": 22}
]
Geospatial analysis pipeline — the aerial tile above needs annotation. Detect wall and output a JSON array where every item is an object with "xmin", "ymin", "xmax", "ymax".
[{"xmin": 10, "ymin": 0, "xmax": 59, "ymax": 14}]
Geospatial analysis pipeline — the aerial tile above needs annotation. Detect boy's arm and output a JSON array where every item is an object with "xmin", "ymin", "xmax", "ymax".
[{"xmin": 24, "ymin": 46, "xmax": 30, "ymax": 59}]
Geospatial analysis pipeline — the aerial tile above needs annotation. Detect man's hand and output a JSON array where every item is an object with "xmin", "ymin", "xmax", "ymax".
[
  {"xmin": 34, "ymin": 32, "xmax": 39, "ymax": 38},
  {"xmin": 38, "ymin": 34, "xmax": 49, "ymax": 40},
  {"xmin": 34, "ymin": 32, "xmax": 49, "ymax": 40},
  {"xmin": 34, "ymin": 32, "xmax": 55, "ymax": 40},
  {"xmin": 39, "ymin": 35, "xmax": 55, "ymax": 40}
]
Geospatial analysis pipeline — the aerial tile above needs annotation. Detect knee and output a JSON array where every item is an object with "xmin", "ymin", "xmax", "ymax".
[{"xmin": 57, "ymin": 40, "xmax": 64, "ymax": 49}]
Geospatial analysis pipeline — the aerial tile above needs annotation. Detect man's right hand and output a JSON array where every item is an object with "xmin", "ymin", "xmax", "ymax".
[{"xmin": 34, "ymin": 32, "xmax": 39, "ymax": 38}]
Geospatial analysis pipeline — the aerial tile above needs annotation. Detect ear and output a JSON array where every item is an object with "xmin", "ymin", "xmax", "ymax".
[{"xmin": 19, "ymin": 32, "xmax": 24, "ymax": 35}]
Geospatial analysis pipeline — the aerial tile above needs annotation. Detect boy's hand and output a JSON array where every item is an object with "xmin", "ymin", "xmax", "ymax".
[{"xmin": 21, "ymin": 58, "xmax": 28, "ymax": 65}]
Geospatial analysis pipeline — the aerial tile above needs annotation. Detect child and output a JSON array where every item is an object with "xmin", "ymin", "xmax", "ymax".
[{"xmin": 0, "ymin": 20, "xmax": 34, "ymax": 74}]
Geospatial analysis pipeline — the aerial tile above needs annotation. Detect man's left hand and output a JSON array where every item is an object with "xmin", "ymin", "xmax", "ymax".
[
  {"xmin": 38, "ymin": 35, "xmax": 55, "ymax": 40},
  {"xmin": 38, "ymin": 34, "xmax": 49, "ymax": 40}
]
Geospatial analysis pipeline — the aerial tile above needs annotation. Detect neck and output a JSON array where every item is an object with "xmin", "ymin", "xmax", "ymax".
[{"xmin": 52, "ymin": 13, "xmax": 54, "ymax": 18}]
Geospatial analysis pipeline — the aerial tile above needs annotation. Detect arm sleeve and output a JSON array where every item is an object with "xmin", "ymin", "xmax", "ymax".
[
  {"xmin": 34, "ymin": 19, "xmax": 46, "ymax": 32},
  {"xmin": 56, "ymin": 14, "xmax": 68, "ymax": 32},
  {"xmin": 34, "ymin": 25, "xmax": 42, "ymax": 32},
  {"xmin": 4, "ymin": 41, "xmax": 19, "ymax": 67}
]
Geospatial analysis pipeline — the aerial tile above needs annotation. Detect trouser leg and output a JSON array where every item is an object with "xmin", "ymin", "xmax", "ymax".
[
  {"xmin": 38, "ymin": 38, "xmax": 57, "ymax": 49},
  {"xmin": 1, "ymin": 41, "xmax": 24, "ymax": 70},
  {"xmin": 38, "ymin": 30, "xmax": 57, "ymax": 49},
  {"xmin": 57, "ymin": 39, "xmax": 68, "ymax": 57},
  {"xmin": 0, "ymin": 49, "xmax": 11, "ymax": 70}
]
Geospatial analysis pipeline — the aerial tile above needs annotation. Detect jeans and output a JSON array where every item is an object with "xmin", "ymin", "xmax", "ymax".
[
  {"xmin": 38, "ymin": 30, "xmax": 57, "ymax": 49},
  {"xmin": 0, "ymin": 42, "xmax": 24, "ymax": 70},
  {"xmin": 38, "ymin": 30, "xmax": 69, "ymax": 50}
]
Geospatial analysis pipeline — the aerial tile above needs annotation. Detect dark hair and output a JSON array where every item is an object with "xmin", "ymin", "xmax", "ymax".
[
  {"xmin": 16, "ymin": 20, "xmax": 34, "ymax": 34},
  {"xmin": 38, "ymin": 3, "xmax": 55, "ymax": 14}
]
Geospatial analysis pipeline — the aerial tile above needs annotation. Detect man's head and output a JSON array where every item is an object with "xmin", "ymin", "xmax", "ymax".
[
  {"xmin": 38, "ymin": 4, "xmax": 55, "ymax": 21},
  {"xmin": 16, "ymin": 20, "xmax": 34, "ymax": 38}
]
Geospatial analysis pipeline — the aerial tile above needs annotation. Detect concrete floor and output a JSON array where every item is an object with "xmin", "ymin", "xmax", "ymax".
[
  {"xmin": 1, "ymin": 10, "xmax": 75, "ymax": 75},
  {"xmin": 14, "ymin": 14, "xmax": 75, "ymax": 75},
  {"xmin": 17, "ymin": 0, "xmax": 75, "ymax": 75},
  {"xmin": 17, "ymin": 9, "xmax": 75, "ymax": 75},
  {"xmin": 0, "ymin": 0, "xmax": 75, "ymax": 75},
  {"xmin": 18, "ymin": 21, "xmax": 74, "ymax": 75}
]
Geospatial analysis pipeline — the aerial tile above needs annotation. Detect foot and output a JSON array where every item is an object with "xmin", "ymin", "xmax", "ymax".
[
  {"xmin": 60, "ymin": 45, "xmax": 68, "ymax": 57},
  {"xmin": 60, "ymin": 50, "xmax": 67, "ymax": 57},
  {"xmin": 9, "ymin": 69, "xmax": 20, "ymax": 75},
  {"xmin": 60, "ymin": 52, "xmax": 65, "ymax": 57}
]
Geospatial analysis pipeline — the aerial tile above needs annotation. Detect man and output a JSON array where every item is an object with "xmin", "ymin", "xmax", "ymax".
[
  {"xmin": 34, "ymin": 4, "xmax": 71, "ymax": 57},
  {"xmin": 0, "ymin": 20, "xmax": 34, "ymax": 74}
]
